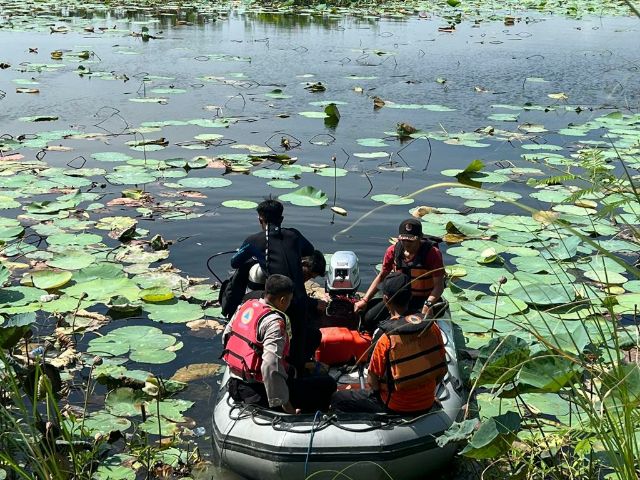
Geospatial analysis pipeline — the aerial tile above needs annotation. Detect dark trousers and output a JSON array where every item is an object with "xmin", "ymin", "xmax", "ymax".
[
  {"xmin": 228, "ymin": 374, "xmax": 337, "ymax": 413},
  {"xmin": 330, "ymin": 389, "xmax": 388, "ymax": 413}
]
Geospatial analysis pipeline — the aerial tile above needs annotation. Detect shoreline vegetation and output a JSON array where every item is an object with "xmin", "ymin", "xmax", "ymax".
[{"xmin": 1, "ymin": 0, "xmax": 639, "ymax": 479}]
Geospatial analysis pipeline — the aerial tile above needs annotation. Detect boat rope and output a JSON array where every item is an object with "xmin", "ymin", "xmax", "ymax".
[{"xmin": 304, "ymin": 410, "xmax": 323, "ymax": 477}]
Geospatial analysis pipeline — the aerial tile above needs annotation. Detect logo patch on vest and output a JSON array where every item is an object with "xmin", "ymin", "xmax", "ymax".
[
  {"xmin": 241, "ymin": 307, "xmax": 254, "ymax": 324},
  {"xmin": 406, "ymin": 314, "xmax": 422, "ymax": 324}
]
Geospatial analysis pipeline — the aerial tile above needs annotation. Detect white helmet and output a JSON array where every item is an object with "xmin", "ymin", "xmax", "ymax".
[{"xmin": 247, "ymin": 263, "xmax": 267, "ymax": 290}]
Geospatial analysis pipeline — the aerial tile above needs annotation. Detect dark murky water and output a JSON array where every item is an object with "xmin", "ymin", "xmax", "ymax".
[{"xmin": 1, "ymin": 9, "xmax": 639, "ymax": 475}]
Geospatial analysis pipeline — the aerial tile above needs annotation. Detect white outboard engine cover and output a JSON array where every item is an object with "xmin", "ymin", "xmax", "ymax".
[{"xmin": 326, "ymin": 251, "xmax": 360, "ymax": 294}]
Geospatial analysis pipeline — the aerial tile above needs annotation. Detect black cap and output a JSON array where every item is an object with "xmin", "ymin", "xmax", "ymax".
[
  {"xmin": 382, "ymin": 271, "xmax": 411, "ymax": 299},
  {"xmin": 398, "ymin": 218, "xmax": 423, "ymax": 240}
]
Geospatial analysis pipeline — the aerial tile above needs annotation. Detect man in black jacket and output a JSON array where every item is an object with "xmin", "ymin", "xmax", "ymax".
[{"xmin": 231, "ymin": 199, "xmax": 314, "ymax": 372}]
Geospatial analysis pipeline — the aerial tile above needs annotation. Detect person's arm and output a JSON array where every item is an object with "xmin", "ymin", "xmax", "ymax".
[
  {"xmin": 422, "ymin": 247, "xmax": 446, "ymax": 316},
  {"xmin": 230, "ymin": 240, "xmax": 265, "ymax": 269},
  {"xmin": 222, "ymin": 312, "xmax": 236, "ymax": 345},
  {"xmin": 259, "ymin": 314, "xmax": 293, "ymax": 410},
  {"xmin": 355, "ymin": 246, "xmax": 394, "ymax": 312},
  {"xmin": 366, "ymin": 335, "xmax": 389, "ymax": 392}
]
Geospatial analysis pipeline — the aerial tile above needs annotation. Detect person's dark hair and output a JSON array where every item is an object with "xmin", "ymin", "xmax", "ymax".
[
  {"xmin": 265, "ymin": 274, "xmax": 294, "ymax": 297},
  {"xmin": 302, "ymin": 250, "xmax": 326, "ymax": 277},
  {"xmin": 257, "ymin": 198, "xmax": 284, "ymax": 226},
  {"xmin": 382, "ymin": 272, "xmax": 412, "ymax": 307}
]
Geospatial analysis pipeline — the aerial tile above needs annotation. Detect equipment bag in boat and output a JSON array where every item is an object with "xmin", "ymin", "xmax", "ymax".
[
  {"xmin": 315, "ymin": 327, "xmax": 371, "ymax": 365},
  {"xmin": 218, "ymin": 260, "xmax": 255, "ymax": 319}
]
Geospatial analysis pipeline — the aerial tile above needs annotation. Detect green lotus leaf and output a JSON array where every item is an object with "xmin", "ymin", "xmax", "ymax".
[
  {"xmin": 0, "ymin": 286, "xmax": 46, "ymax": 306},
  {"xmin": 353, "ymin": 151, "xmax": 389, "ymax": 159},
  {"xmin": 371, "ymin": 194, "xmax": 414, "ymax": 205},
  {"xmin": 133, "ymin": 272, "xmax": 189, "ymax": 290},
  {"xmin": 176, "ymin": 177, "xmax": 232, "ymax": 189},
  {"xmin": 115, "ymin": 245, "xmax": 169, "ymax": 264},
  {"xmin": 183, "ymin": 284, "xmax": 219, "ymax": 302},
  {"xmin": 138, "ymin": 416, "xmax": 179, "ymax": 435},
  {"xmin": 140, "ymin": 286, "xmax": 175, "ymax": 302},
  {"xmin": 221, "ymin": 200, "xmax": 259, "ymax": 209},
  {"xmin": 461, "ymin": 296, "xmax": 528, "ymax": 319},
  {"xmin": 267, "ymin": 180, "xmax": 299, "ymax": 189},
  {"xmin": 129, "ymin": 348, "xmax": 176, "ymax": 364},
  {"xmin": 64, "ymin": 277, "xmax": 140, "ymax": 301},
  {"xmin": 144, "ymin": 300, "xmax": 204, "ymax": 323},
  {"xmin": 472, "ymin": 335, "xmax": 530, "ymax": 386},
  {"xmin": 27, "ymin": 270, "xmax": 73, "ymax": 290},
  {"xmin": 105, "ymin": 388, "xmax": 145, "ymax": 417},
  {"xmin": 518, "ymin": 355, "xmax": 580, "ymax": 393},
  {"xmin": 508, "ymin": 284, "xmax": 575, "ymax": 305},
  {"xmin": 253, "ymin": 169, "xmax": 298, "ymax": 180},
  {"xmin": 92, "ymin": 152, "xmax": 134, "ymax": 162},
  {"xmin": 47, "ymin": 250, "xmax": 96, "ymax": 270},
  {"xmin": 279, "ymin": 186, "xmax": 328, "ymax": 207},
  {"xmin": 47, "ymin": 233, "xmax": 103, "ymax": 246},
  {"xmin": 80, "ymin": 413, "xmax": 132, "ymax": 436},
  {"xmin": 72, "ymin": 263, "xmax": 125, "ymax": 283},
  {"xmin": 298, "ymin": 111, "xmax": 329, "ymax": 119},
  {"xmin": 93, "ymin": 454, "xmax": 136, "ymax": 480},
  {"xmin": 356, "ymin": 138, "xmax": 389, "ymax": 148},
  {"xmin": 461, "ymin": 412, "xmax": 521, "ymax": 459},
  {"xmin": 583, "ymin": 269, "xmax": 627, "ymax": 285},
  {"xmin": 316, "ymin": 167, "xmax": 348, "ymax": 178}
]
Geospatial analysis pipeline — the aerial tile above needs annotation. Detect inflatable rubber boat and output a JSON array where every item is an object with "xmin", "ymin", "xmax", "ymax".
[{"xmin": 212, "ymin": 314, "xmax": 466, "ymax": 480}]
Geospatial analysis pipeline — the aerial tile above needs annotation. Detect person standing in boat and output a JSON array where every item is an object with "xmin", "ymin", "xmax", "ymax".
[
  {"xmin": 222, "ymin": 274, "xmax": 336, "ymax": 414},
  {"xmin": 354, "ymin": 218, "xmax": 445, "ymax": 331},
  {"xmin": 230, "ymin": 198, "xmax": 315, "ymax": 373},
  {"xmin": 331, "ymin": 272, "xmax": 447, "ymax": 414}
]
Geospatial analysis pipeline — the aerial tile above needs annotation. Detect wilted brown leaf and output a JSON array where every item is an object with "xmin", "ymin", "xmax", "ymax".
[
  {"xmin": 170, "ymin": 363, "xmax": 223, "ymax": 383},
  {"xmin": 186, "ymin": 319, "xmax": 224, "ymax": 339}
]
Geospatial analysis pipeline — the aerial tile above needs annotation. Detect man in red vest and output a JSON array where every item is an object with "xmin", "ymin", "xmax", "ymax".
[{"xmin": 222, "ymin": 274, "xmax": 335, "ymax": 413}]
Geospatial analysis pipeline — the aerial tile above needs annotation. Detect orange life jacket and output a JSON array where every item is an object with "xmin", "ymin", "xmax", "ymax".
[
  {"xmin": 393, "ymin": 238, "xmax": 441, "ymax": 298},
  {"xmin": 378, "ymin": 315, "xmax": 447, "ymax": 399},
  {"xmin": 222, "ymin": 300, "xmax": 290, "ymax": 382}
]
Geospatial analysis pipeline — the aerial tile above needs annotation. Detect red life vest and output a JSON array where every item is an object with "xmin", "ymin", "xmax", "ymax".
[
  {"xmin": 393, "ymin": 238, "xmax": 441, "ymax": 298},
  {"xmin": 222, "ymin": 300, "xmax": 290, "ymax": 382}
]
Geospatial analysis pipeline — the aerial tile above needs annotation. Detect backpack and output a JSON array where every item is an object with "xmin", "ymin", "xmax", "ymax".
[{"xmin": 218, "ymin": 260, "xmax": 255, "ymax": 319}]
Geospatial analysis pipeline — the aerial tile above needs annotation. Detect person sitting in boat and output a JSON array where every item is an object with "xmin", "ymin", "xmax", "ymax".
[
  {"xmin": 331, "ymin": 272, "xmax": 447, "ymax": 414},
  {"xmin": 222, "ymin": 274, "xmax": 336, "ymax": 414},
  {"xmin": 243, "ymin": 250, "xmax": 327, "ymax": 364},
  {"xmin": 354, "ymin": 218, "xmax": 445, "ymax": 332},
  {"xmin": 230, "ymin": 198, "xmax": 315, "ymax": 373}
]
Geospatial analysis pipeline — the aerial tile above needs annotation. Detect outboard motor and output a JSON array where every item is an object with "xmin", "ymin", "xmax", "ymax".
[{"xmin": 325, "ymin": 251, "xmax": 361, "ymax": 320}]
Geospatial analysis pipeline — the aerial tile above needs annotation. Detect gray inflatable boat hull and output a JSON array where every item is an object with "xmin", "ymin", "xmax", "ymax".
[{"xmin": 212, "ymin": 318, "xmax": 465, "ymax": 480}]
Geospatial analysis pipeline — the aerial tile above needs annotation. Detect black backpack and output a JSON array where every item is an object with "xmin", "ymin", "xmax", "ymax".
[{"xmin": 218, "ymin": 260, "xmax": 255, "ymax": 319}]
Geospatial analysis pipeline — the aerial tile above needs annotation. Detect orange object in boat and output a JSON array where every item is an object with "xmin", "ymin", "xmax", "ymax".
[{"xmin": 315, "ymin": 327, "xmax": 371, "ymax": 366}]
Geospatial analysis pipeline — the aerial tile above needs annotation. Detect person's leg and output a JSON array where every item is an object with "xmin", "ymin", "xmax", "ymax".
[
  {"xmin": 289, "ymin": 374, "xmax": 337, "ymax": 413},
  {"xmin": 330, "ymin": 389, "xmax": 386, "ymax": 413},
  {"xmin": 286, "ymin": 298, "xmax": 308, "ymax": 373},
  {"xmin": 227, "ymin": 378, "xmax": 269, "ymax": 408},
  {"xmin": 304, "ymin": 326, "xmax": 322, "ymax": 361}
]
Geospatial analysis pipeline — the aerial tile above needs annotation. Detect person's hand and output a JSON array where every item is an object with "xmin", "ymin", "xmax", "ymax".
[
  {"xmin": 354, "ymin": 299, "xmax": 367, "ymax": 313},
  {"xmin": 282, "ymin": 402, "xmax": 300, "ymax": 415},
  {"xmin": 316, "ymin": 299, "xmax": 327, "ymax": 312},
  {"xmin": 421, "ymin": 304, "xmax": 432, "ymax": 317}
]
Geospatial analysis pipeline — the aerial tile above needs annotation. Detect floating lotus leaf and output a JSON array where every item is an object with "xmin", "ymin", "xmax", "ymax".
[
  {"xmin": 92, "ymin": 152, "xmax": 133, "ymax": 162},
  {"xmin": 140, "ymin": 287, "xmax": 174, "ymax": 302},
  {"xmin": 353, "ymin": 151, "xmax": 389, "ymax": 159},
  {"xmin": 115, "ymin": 245, "xmax": 169, "ymax": 264},
  {"xmin": 509, "ymin": 283, "xmax": 575, "ymax": 305},
  {"xmin": 370, "ymin": 194, "xmax": 414, "ymax": 205},
  {"xmin": 176, "ymin": 177, "xmax": 232, "ymax": 189},
  {"xmin": 279, "ymin": 186, "xmax": 328, "ymax": 207},
  {"xmin": 221, "ymin": 200, "xmax": 258, "ymax": 209},
  {"xmin": 0, "ymin": 286, "xmax": 46, "ymax": 306},
  {"xmin": 105, "ymin": 388, "xmax": 145, "ymax": 417},
  {"xmin": 183, "ymin": 284, "xmax": 218, "ymax": 302},
  {"xmin": 583, "ymin": 269, "xmax": 627, "ymax": 285},
  {"xmin": 144, "ymin": 300, "xmax": 204, "ymax": 323},
  {"xmin": 64, "ymin": 278, "xmax": 140, "ymax": 302},
  {"xmin": 27, "ymin": 270, "xmax": 72, "ymax": 290},
  {"xmin": 133, "ymin": 271, "xmax": 188, "ymax": 290},
  {"xmin": 298, "ymin": 111, "xmax": 328, "ymax": 119},
  {"xmin": 316, "ymin": 167, "xmax": 348, "ymax": 177},
  {"xmin": 79, "ymin": 413, "xmax": 132, "ymax": 436},
  {"xmin": 72, "ymin": 263, "xmax": 125, "ymax": 283},
  {"xmin": 461, "ymin": 296, "xmax": 527, "ymax": 319},
  {"xmin": 46, "ymin": 233, "xmax": 103, "ymax": 246},
  {"xmin": 171, "ymin": 363, "xmax": 223, "ymax": 383},
  {"xmin": 47, "ymin": 250, "xmax": 96, "ymax": 270},
  {"xmin": 138, "ymin": 416, "xmax": 179, "ymax": 435},
  {"xmin": 268, "ymin": 180, "xmax": 298, "ymax": 189},
  {"xmin": 356, "ymin": 138, "xmax": 389, "ymax": 147},
  {"xmin": 105, "ymin": 171, "xmax": 157, "ymax": 185},
  {"xmin": 88, "ymin": 325, "xmax": 178, "ymax": 364},
  {"xmin": 93, "ymin": 454, "xmax": 136, "ymax": 480},
  {"xmin": 253, "ymin": 169, "xmax": 298, "ymax": 180}
]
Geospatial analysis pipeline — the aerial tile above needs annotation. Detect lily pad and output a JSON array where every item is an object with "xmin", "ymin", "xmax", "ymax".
[{"xmin": 279, "ymin": 186, "xmax": 328, "ymax": 207}]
